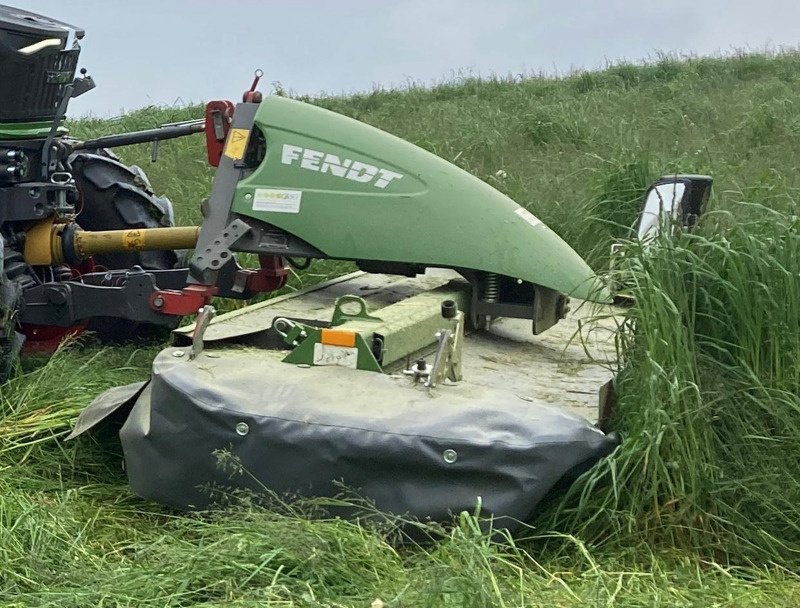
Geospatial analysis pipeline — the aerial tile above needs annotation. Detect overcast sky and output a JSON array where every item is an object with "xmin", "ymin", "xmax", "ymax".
[{"xmin": 8, "ymin": 0, "xmax": 800, "ymax": 116}]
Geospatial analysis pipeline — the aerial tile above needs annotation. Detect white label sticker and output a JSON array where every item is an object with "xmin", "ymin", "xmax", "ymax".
[
  {"xmin": 313, "ymin": 343, "xmax": 358, "ymax": 368},
  {"xmin": 252, "ymin": 188, "xmax": 302, "ymax": 213},
  {"xmin": 514, "ymin": 207, "xmax": 542, "ymax": 228}
]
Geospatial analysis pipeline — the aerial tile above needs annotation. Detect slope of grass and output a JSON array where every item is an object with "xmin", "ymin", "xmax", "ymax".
[{"xmin": 2, "ymin": 51, "xmax": 800, "ymax": 604}]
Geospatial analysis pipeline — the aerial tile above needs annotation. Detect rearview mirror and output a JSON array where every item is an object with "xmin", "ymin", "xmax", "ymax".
[
  {"xmin": 637, "ymin": 181, "xmax": 685, "ymax": 241},
  {"xmin": 608, "ymin": 174, "xmax": 713, "ymax": 301},
  {"xmin": 636, "ymin": 174, "xmax": 713, "ymax": 242}
]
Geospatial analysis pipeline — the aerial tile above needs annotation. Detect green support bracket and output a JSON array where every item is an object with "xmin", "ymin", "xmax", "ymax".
[
  {"xmin": 331, "ymin": 295, "xmax": 382, "ymax": 326},
  {"xmin": 274, "ymin": 284, "xmax": 470, "ymax": 375},
  {"xmin": 274, "ymin": 313, "xmax": 383, "ymax": 373},
  {"xmin": 281, "ymin": 326, "xmax": 382, "ymax": 373}
]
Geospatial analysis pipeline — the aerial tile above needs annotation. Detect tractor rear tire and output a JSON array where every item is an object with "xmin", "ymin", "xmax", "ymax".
[
  {"xmin": 0, "ymin": 268, "xmax": 24, "ymax": 383},
  {"xmin": 69, "ymin": 150, "xmax": 182, "ymax": 341}
]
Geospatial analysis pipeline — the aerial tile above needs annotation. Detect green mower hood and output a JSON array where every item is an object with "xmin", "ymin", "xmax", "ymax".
[{"xmin": 232, "ymin": 96, "xmax": 609, "ymax": 302}]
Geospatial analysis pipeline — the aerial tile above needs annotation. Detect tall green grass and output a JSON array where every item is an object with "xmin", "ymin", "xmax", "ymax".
[
  {"xmin": 0, "ymin": 343, "xmax": 157, "ymax": 457},
  {"xmin": 547, "ymin": 201, "xmax": 800, "ymax": 563}
]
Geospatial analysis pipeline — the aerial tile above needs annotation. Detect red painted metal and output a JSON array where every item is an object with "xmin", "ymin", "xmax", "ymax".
[
  {"xmin": 21, "ymin": 324, "xmax": 86, "ymax": 352},
  {"xmin": 242, "ymin": 255, "xmax": 288, "ymax": 293},
  {"xmin": 21, "ymin": 259, "xmax": 96, "ymax": 352},
  {"xmin": 242, "ymin": 69, "xmax": 263, "ymax": 103},
  {"xmin": 149, "ymin": 284, "xmax": 218, "ymax": 316},
  {"xmin": 204, "ymin": 100, "xmax": 234, "ymax": 167}
]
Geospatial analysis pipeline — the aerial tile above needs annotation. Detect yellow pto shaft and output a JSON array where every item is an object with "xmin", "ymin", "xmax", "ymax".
[
  {"xmin": 74, "ymin": 226, "xmax": 199, "ymax": 257},
  {"xmin": 24, "ymin": 219, "xmax": 200, "ymax": 265}
]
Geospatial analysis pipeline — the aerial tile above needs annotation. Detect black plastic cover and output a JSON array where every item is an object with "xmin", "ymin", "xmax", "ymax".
[
  {"xmin": 0, "ymin": 5, "xmax": 83, "ymax": 39},
  {"xmin": 0, "ymin": 5, "xmax": 83, "ymax": 122},
  {"xmin": 72, "ymin": 348, "xmax": 618, "ymax": 530}
]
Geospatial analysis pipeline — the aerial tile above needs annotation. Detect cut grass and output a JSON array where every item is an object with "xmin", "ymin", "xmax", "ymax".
[
  {"xmin": 2, "ymin": 51, "xmax": 800, "ymax": 604},
  {"xmin": 0, "ymin": 342, "xmax": 157, "ymax": 457},
  {"xmin": 2, "ymin": 481, "xmax": 800, "ymax": 606}
]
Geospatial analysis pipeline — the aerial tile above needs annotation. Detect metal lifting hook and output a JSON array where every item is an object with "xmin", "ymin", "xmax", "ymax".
[{"xmin": 243, "ymin": 69, "xmax": 264, "ymax": 103}]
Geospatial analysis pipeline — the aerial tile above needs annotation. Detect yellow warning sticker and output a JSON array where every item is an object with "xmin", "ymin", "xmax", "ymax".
[
  {"xmin": 223, "ymin": 128, "xmax": 250, "ymax": 160},
  {"xmin": 123, "ymin": 229, "xmax": 143, "ymax": 250}
]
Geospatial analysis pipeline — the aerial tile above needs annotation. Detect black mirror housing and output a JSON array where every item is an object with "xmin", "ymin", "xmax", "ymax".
[{"xmin": 649, "ymin": 174, "xmax": 713, "ymax": 229}]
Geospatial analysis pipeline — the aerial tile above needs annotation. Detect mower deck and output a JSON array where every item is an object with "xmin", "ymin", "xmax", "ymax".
[
  {"xmin": 72, "ymin": 270, "xmax": 622, "ymax": 522},
  {"xmin": 173, "ymin": 270, "xmax": 621, "ymax": 422}
]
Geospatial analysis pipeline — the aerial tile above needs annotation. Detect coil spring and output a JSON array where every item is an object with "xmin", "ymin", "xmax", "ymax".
[
  {"xmin": 52, "ymin": 265, "xmax": 73, "ymax": 282},
  {"xmin": 482, "ymin": 273, "xmax": 500, "ymax": 303}
]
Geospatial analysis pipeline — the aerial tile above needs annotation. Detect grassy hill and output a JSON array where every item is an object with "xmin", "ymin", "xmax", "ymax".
[{"xmin": 2, "ymin": 52, "xmax": 800, "ymax": 606}]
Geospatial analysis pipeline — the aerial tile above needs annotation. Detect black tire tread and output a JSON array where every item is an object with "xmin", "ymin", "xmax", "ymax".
[{"xmin": 68, "ymin": 151, "xmax": 180, "ymax": 341}]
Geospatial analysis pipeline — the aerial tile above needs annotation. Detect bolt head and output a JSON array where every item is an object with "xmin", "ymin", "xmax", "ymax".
[
  {"xmin": 45, "ymin": 287, "xmax": 67, "ymax": 305},
  {"xmin": 443, "ymin": 449, "xmax": 458, "ymax": 464}
]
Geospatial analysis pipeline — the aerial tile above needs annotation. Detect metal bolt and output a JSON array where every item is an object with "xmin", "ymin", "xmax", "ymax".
[
  {"xmin": 45, "ymin": 287, "xmax": 67, "ymax": 305},
  {"xmin": 235, "ymin": 422, "xmax": 249, "ymax": 436},
  {"xmin": 443, "ymin": 449, "xmax": 458, "ymax": 464},
  {"xmin": 152, "ymin": 296, "xmax": 165, "ymax": 309},
  {"xmin": 245, "ymin": 193, "xmax": 253, "ymax": 200},
  {"xmin": 172, "ymin": 350, "xmax": 185, "ymax": 357}
]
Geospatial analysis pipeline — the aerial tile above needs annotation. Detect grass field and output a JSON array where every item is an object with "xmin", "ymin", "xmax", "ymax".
[{"xmin": 2, "ymin": 52, "xmax": 800, "ymax": 605}]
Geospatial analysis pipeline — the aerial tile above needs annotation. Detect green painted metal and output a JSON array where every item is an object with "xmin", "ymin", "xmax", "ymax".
[
  {"xmin": 281, "ymin": 325, "xmax": 383, "ymax": 373},
  {"xmin": 340, "ymin": 281, "xmax": 471, "ymax": 369},
  {"xmin": 232, "ymin": 95, "xmax": 610, "ymax": 303},
  {"xmin": 0, "ymin": 121, "xmax": 66, "ymax": 139},
  {"xmin": 278, "ymin": 285, "xmax": 471, "ymax": 372},
  {"xmin": 331, "ymin": 295, "xmax": 382, "ymax": 327}
]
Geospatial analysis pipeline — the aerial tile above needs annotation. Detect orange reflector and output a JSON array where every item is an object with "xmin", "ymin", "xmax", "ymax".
[{"xmin": 321, "ymin": 328, "xmax": 357, "ymax": 347}]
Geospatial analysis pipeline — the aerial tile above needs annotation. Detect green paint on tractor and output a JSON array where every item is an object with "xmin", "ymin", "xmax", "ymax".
[{"xmin": 0, "ymin": 121, "xmax": 65, "ymax": 139}]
